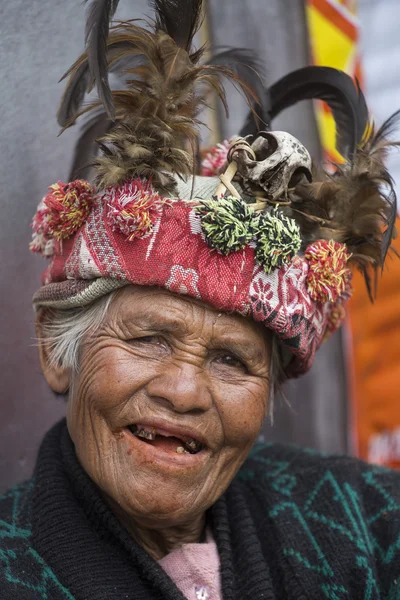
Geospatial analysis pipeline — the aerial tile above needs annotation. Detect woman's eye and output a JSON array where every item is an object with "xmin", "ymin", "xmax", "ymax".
[
  {"xmin": 128, "ymin": 335, "xmax": 163, "ymax": 346},
  {"xmin": 125, "ymin": 335, "xmax": 170, "ymax": 358},
  {"xmin": 215, "ymin": 354, "xmax": 246, "ymax": 370}
]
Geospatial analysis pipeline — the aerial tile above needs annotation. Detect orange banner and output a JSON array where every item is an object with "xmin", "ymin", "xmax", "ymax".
[
  {"xmin": 305, "ymin": 0, "xmax": 362, "ymax": 163},
  {"xmin": 306, "ymin": 0, "xmax": 400, "ymax": 468}
]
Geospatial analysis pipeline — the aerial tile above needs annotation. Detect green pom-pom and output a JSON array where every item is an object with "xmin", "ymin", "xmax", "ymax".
[
  {"xmin": 196, "ymin": 195, "xmax": 255, "ymax": 255},
  {"xmin": 254, "ymin": 209, "xmax": 301, "ymax": 273}
]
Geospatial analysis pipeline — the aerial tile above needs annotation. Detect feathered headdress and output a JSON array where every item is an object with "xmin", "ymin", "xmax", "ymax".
[
  {"xmin": 58, "ymin": 0, "xmax": 266, "ymax": 192},
  {"xmin": 30, "ymin": 0, "xmax": 399, "ymax": 378}
]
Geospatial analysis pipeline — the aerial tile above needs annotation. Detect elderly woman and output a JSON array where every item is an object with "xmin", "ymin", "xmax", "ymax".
[{"xmin": 2, "ymin": 1, "xmax": 400, "ymax": 598}]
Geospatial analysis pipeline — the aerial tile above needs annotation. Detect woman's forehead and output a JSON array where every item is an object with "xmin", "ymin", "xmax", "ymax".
[{"xmin": 111, "ymin": 285, "xmax": 269, "ymax": 345}]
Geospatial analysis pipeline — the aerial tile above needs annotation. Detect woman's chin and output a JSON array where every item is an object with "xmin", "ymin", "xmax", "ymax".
[
  {"xmin": 96, "ymin": 457, "xmax": 213, "ymax": 527},
  {"xmin": 118, "ymin": 484, "xmax": 205, "ymax": 527}
]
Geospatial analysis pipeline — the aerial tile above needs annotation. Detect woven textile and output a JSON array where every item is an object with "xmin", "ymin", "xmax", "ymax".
[{"xmin": 32, "ymin": 176, "xmax": 347, "ymax": 377}]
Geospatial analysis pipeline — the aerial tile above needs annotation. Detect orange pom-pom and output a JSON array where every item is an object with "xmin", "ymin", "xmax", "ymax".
[{"xmin": 305, "ymin": 240, "xmax": 352, "ymax": 303}]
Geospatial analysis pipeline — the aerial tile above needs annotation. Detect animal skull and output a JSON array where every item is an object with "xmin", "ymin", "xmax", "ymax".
[{"xmin": 234, "ymin": 131, "xmax": 312, "ymax": 201}]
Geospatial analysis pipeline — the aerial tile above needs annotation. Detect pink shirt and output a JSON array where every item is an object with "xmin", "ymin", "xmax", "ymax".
[{"xmin": 159, "ymin": 529, "xmax": 222, "ymax": 600}]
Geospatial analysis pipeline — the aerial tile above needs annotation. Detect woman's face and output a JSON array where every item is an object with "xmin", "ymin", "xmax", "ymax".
[{"xmin": 65, "ymin": 286, "xmax": 271, "ymax": 527}]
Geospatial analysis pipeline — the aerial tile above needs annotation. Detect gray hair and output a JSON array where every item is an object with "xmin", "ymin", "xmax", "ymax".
[
  {"xmin": 38, "ymin": 292, "xmax": 118, "ymax": 373},
  {"xmin": 38, "ymin": 291, "xmax": 285, "ymax": 415}
]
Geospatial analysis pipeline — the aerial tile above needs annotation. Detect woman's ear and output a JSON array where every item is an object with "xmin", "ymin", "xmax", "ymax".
[{"xmin": 35, "ymin": 310, "xmax": 70, "ymax": 394}]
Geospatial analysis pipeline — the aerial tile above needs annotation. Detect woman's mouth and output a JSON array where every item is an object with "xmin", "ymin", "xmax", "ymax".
[{"xmin": 127, "ymin": 424, "xmax": 204, "ymax": 456}]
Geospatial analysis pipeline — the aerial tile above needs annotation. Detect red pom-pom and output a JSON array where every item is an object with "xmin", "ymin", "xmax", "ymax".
[
  {"xmin": 30, "ymin": 199, "xmax": 55, "ymax": 256},
  {"xmin": 107, "ymin": 179, "xmax": 170, "ymax": 241},
  {"xmin": 305, "ymin": 240, "xmax": 352, "ymax": 303},
  {"xmin": 44, "ymin": 180, "xmax": 95, "ymax": 240},
  {"xmin": 30, "ymin": 180, "xmax": 95, "ymax": 256},
  {"xmin": 201, "ymin": 139, "xmax": 231, "ymax": 177}
]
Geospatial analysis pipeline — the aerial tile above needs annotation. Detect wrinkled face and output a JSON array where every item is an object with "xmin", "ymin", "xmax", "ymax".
[{"xmin": 66, "ymin": 286, "xmax": 271, "ymax": 527}]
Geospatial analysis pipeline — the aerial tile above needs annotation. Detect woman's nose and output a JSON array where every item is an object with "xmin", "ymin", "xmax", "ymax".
[{"xmin": 146, "ymin": 362, "xmax": 212, "ymax": 414}]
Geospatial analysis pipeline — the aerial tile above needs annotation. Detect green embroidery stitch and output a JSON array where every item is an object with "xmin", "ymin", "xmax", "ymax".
[
  {"xmin": 0, "ymin": 484, "xmax": 32, "ymax": 540},
  {"xmin": 0, "ymin": 481, "xmax": 75, "ymax": 600},
  {"xmin": 356, "ymin": 555, "xmax": 380, "ymax": 600},
  {"xmin": 387, "ymin": 580, "xmax": 400, "ymax": 600},
  {"xmin": 321, "ymin": 583, "xmax": 348, "ymax": 599},
  {"xmin": 363, "ymin": 468, "xmax": 400, "ymax": 525},
  {"xmin": 0, "ymin": 546, "xmax": 75, "ymax": 599},
  {"xmin": 345, "ymin": 483, "xmax": 374, "ymax": 554},
  {"xmin": 304, "ymin": 470, "xmax": 367, "ymax": 551},
  {"xmin": 270, "ymin": 502, "xmax": 334, "ymax": 577}
]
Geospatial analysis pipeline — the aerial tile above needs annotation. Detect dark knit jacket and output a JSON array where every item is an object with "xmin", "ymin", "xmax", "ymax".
[{"xmin": 1, "ymin": 420, "xmax": 400, "ymax": 600}]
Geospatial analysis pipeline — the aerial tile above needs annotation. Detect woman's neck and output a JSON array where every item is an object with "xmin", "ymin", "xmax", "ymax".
[
  {"xmin": 128, "ymin": 516, "xmax": 206, "ymax": 560},
  {"xmin": 105, "ymin": 495, "xmax": 206, "ymax": 560}
]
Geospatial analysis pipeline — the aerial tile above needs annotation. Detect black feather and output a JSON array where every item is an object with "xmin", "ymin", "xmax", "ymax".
[
  {"xmin": 382, "ymin": 183, "xmax": 397, "ymax": 264},
  {"xmin": 57, "ymin": 62, "xmax": 92, "ymax": 127},
  {"xmin": 151, "ymin": 0, "xmax": 203, "ymax": 50},
  {"xmin": 239, "ymin": 66, "xmax": 369, "ymax": 157},
  {"xmin": 269, "ymin": 66, "xmax": 369, "ymax": 159},
  {"xmin": 363, "ymin": 267, "xmax": 374, "ymax": 302},
  {"xmin": 57, "ymin": 39, "xmax": 142, "ymax": 127},
  {"xmin": 68, "ymin": 112, "xmax": 113, "ymax": 181},
  {"xmin": 370, "ymin": 107, "xmax": 400, "ymax": 146},
  {"xmin": 369, "ymin": 109, "xmax": 400, "ymax": 261},
  {"xmin": 239, "ymin": 107, "xmax": 270, "ymax": 138},
  {"xmin": 84, "ymin": 0, "xmax": 121, "ymax": 120},
  {"xmin": 208, "ymin": 48, "xmax": 269, "ymax": 135}
]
